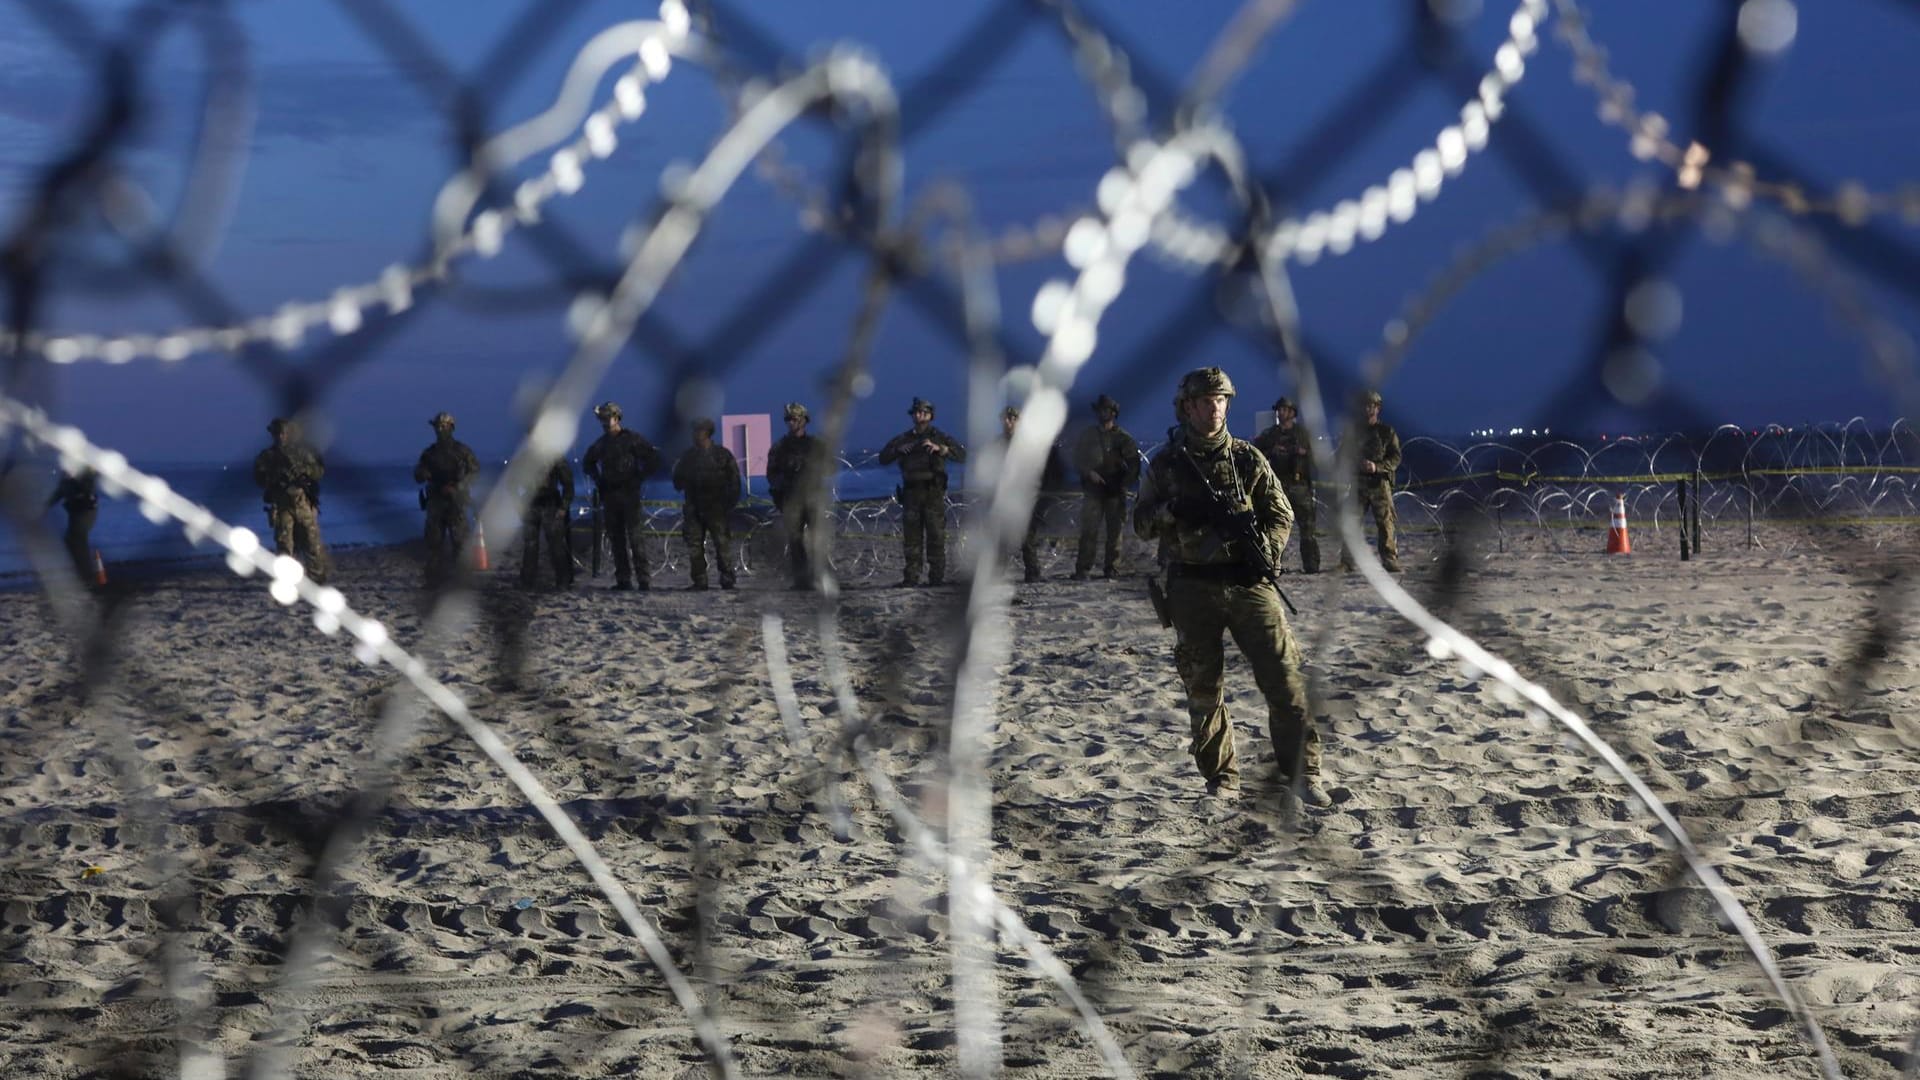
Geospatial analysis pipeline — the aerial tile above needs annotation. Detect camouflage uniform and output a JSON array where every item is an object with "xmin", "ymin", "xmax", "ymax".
[
  {"xmin": 671, "ymin": 423, "xmax": 742, "ymax": 590},
  {"xmin": 522, "ymin": 458, "xmax": 575, "ymax": 590},
  {"xmin": 1252, "ymin": 398, "xmax": 1320, "ymax": 573},
  {"xmin": 999, "ymin": 406, "xmax": 1068, "ymax": 583},
  {"xmin": 1338, "ymin": 393, "xmax": 1402, "ymax": 572},
  {"xmin": 1071, "ymin": 395, "xmax": 1139, "ymax": 579},
  {"xmin": 766, "ymin": 403, "xmax": 828, "ymax": 589},
  {"xmin": 46, "ymin": 469, "xmax": 99, "ymax": 581},
  {"xmin": 414, "ymin": 414, "xmax": 480, "ymax": 584},
  {"xmin": 1135, "ymin": 369, "xmax": 1320, "ymax": 793},
  {"xmin": 253, "ymin": 420, "xmax": 332, "ymax": 583},
  {"xmin": 878, "ymin": 398, "xmax": 966, "ymax": 586},
  {"xmin": 583, "ymin": 403, "xmax": 662, "ymax": 590}
]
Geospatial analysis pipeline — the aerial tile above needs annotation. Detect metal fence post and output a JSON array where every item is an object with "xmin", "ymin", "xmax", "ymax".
[
  {"xmin": 1676, "ymin": 476, "xmax": 1691, "ymax": 562},
  {"xmin": 1691, "ymin": 466, "xmax": 1703, "ymax": 556},
  {"xmin": 1743, "ymin": 466, "xmax": 1755, "ymax": 549}
]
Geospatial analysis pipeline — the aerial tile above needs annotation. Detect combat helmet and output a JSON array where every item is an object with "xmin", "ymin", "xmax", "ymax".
[
  {"xmin": 1273, "ymin": 397, "xmax": 1296, "ymax": 413},
  {"xmin": 429, "ymin": 411, "xmax": 456, "ymax": 430},
  {"xmin": 267, "ymin": 417, "xmax": 291, "ymax": 435},
  {"xmin": 1092, "ymin": 393, "xmax": 1120, "ymax": 416},
  {"xmin": 908, "ymin": 397, "xmax": 935, "ymax": 417},
  {"xmin": 1001, "ymin": 405, "xmax": 1021, "ymax": 422},
  {"xmin": 1360, "ymin": 389, "xmax": 1383, "ymax": 407},
  {"xmin": 691, "ymin": 417, "xmax": 716, "ymax": 435},
  {"xmin": 1178, "ymin": 367, "xmax": 1236, "ymax": 400},
  {"xmin": 594, "ymin": 401, "xmax": 623, "ymax": 421},
  {"xmin": 783, "ymin": 402, "xmax": 809, "ymax": 422}
]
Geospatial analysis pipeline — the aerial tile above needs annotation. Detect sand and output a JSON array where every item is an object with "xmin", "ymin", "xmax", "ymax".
[{"xmin": 1, "ymin": 521, "xmax": 1917, "ymax": 1078}]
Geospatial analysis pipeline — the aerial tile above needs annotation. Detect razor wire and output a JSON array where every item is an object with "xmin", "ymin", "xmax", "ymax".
[{"xmin": 3, "ymin": 0, "xmax": 1920, "ymax": 1077}]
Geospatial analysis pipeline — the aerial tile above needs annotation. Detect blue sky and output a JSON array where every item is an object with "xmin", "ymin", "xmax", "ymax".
[{"xmin": 6, "ymin": 0, "xmax": 1920, "ymax": 464}]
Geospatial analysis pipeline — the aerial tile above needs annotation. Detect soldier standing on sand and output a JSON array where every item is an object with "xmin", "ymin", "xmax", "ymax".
[
  {"xmin": 999, "ymin": 406, "xmax": 1067, "ymax": 584},
  {"xmin": 1071, "ymin": 393, "xmax": 1139, "ymax": 580},
  {"xmin": 414, "ymin": 412, "xmax": 480, "ymax": 586},
  {"xmin": 582, "ymin": 401, "xmax": 662, "ymax": 591},
  {"xmin": 1338, "ymin": 389, "xmax": 1403, "ymax": 573},
  {"xmin": 46, "ymin": 465, "xmax": 100, "ymax": 582},
  {"xmin": 878, "ymin": 397, "xmax": 966, "ymax": 587},
  {"xmin": 671, "ymin": 418, "xmax": 742, "ymax": 591},
  {"xmin": 766, "ymin": 402, "xmax": 828, "ymax": 590},
  {"xmin": 254, "ymin": 418, "xmax": 332, "ymax": 584},
  {"xmin": 522, "ymin": 455, "xmax": 575, "ymax": 591},
  {"xmin": 1253, "ymin": 397, "xmax": 1320, "ymax": 574},
  {"xmin": 1134, "ymin": 368, "xmax": 1329, "ymax": 806}
]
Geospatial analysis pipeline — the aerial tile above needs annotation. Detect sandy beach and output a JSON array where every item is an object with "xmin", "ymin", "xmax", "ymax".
[{"xmin": 2, "ymin": 520, "xmax": 1917, "ymax": 1078}]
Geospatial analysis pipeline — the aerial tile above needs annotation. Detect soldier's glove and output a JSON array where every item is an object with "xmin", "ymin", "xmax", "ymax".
[
  {"xmin": 1167, "ymin": 494, "xmax": 1214, "ymax": 523},
  {"xmin": 1221, "ymin": 508, "xmax": 1258, "ymax": 533}
]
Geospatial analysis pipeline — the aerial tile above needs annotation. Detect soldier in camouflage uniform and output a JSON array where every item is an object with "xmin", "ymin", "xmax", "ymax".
[
  {"xmin": 999, "ymin": 406, "xmax": 1067, "ymax": 583},
  {"xmin": 46, "ymin": 466, "xmax": 100, "ymax": 582},
  {"xmin": 878, "ymin": 397, "xmax": 966, "ymax": 587},
  {"xmin": 671, "ymin": 417, "xmax": 742, "ymax": 590},
  {"xmin": 253, "ymin": 417, "xmax": 332, "ymax": 584},
  {"xmin": 766, "ymin": 402, "xmax": 829, "ymax": 590},
  {"xmin": 413, "ymin": 411, "xmax": 480, "ymax": 585},
  {"xmin": 1071, "ymin": 393, "xmax": 1139, "ymax": 580},
  {"xmin": 1337, "ymin": 390, "xmax": 1402, "ymax": 573},
  {"xmin": 1253, "ymin": 396, "xmax": 1320, "ymax": 573},
  {"xmin": 1135, "ymin": 368, "xmax": 1328, "ymax": 805},
  {"xmin": 522, "ymin": 455, "xmax": 575, "ymax": 591},
  {"xmin": 583, "ymin": 401, "xmax": 662, "ymax": 591}
]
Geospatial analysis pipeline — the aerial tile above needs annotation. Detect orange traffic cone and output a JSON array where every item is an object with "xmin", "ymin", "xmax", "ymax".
[
  {"xmin": 1605, "ymin": 496, "xmax": 1631, "ymax": 555},
  {"xmin": 92, "ymin": 549, "xmax": 109, "ymax": 586},
  {"xmin": 471, "ymin": 524, "xmax": 491, "ymax": 571}
]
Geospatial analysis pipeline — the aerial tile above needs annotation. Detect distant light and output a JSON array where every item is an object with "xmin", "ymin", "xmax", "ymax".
[
  {"xmin": 1624, "ymin": 279, "xmax": 1683, "ymax": 340},
  {"xmin": 1737, "ymin": 0, "xmax": 1797, "ymax": 57}
]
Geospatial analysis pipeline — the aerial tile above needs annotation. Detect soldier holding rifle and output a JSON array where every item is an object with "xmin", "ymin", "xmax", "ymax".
[{"xmin": 1135, "ymin": 368, "xmax": 1328, "ymax": 807}]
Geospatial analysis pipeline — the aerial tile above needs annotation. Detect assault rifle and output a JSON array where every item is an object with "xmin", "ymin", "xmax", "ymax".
[{"xmin": 1167, "ymin": 432, "xmax": 1297, "ymax": 616}]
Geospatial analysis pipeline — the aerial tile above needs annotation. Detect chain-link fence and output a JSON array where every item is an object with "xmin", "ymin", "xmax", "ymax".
[{"xmin": 2, "ymin": 0, "xmax": 1918, "ymax": 1076}]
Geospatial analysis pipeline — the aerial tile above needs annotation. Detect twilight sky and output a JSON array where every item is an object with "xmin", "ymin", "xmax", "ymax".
[{"xmin": 5, "ymin": 0, "xmax": 1920, "ymax": 465}]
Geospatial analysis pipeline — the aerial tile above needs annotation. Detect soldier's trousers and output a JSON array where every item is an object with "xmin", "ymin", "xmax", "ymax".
[
  {"xmin": 601, "ymin": 493, "xmax": 651, "ymax": 587},
  {"xmin": 1168, "ymin": 575, "xmax": 1320, "ymax": 786},
  {"xmin": 1338, "ymin": 479, "xmax": 1399, "ymax": 570},
  {"xmin": 423, "ymin": 497, "xmax": 468, "ymax": 582},
  {"xmin": 1075, "ymin": 490, "xmax": 1127, "ymax": 576},
  {"xmin": 682, "ymin": 503, "xmax": 735, "ymax": 588},
  {"xmin": 1282, "ymin": 481, "xmax": 1320, "ymax": 573},
  {"xmin": 780, "ymin": 496, "xmax": 823, "ymax": 588},
  {"xmin": 63, "ymin": 507, "xmax": 95, "ymax": 581},
  {"xmin": 1018, "ymin": 497, "xmax": 1050, "ymax": 581},
  {"xmin": 521, "ymin": 506, "xmax": 572, "ymax": 588},
  {"xmin": 899, "ymin": 483, "xmax": 946, "ymax": 584},
  {"xmin": 273, "ymin": 493, "xmax": 332, "ymax": 583}
]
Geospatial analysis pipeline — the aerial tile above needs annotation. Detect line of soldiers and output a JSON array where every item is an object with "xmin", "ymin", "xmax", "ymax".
[
  {"xmin": 1246, "ymin": 389, "xmax": 1404, "ymax": 574},
  {"xmin": 237, "ymin": 383, "xmax": 1397, "ymax": 602},
  {"xmin": 246, "ymin": 404, "xmax": 732, "ymax": 593},
  {"xmin": 887, "ymin": 393, "xmax": 1144, "ymax": 587},
  {"xmin": 876, "ymin": 383, "xmax": 1406, "ymax": 589}
]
